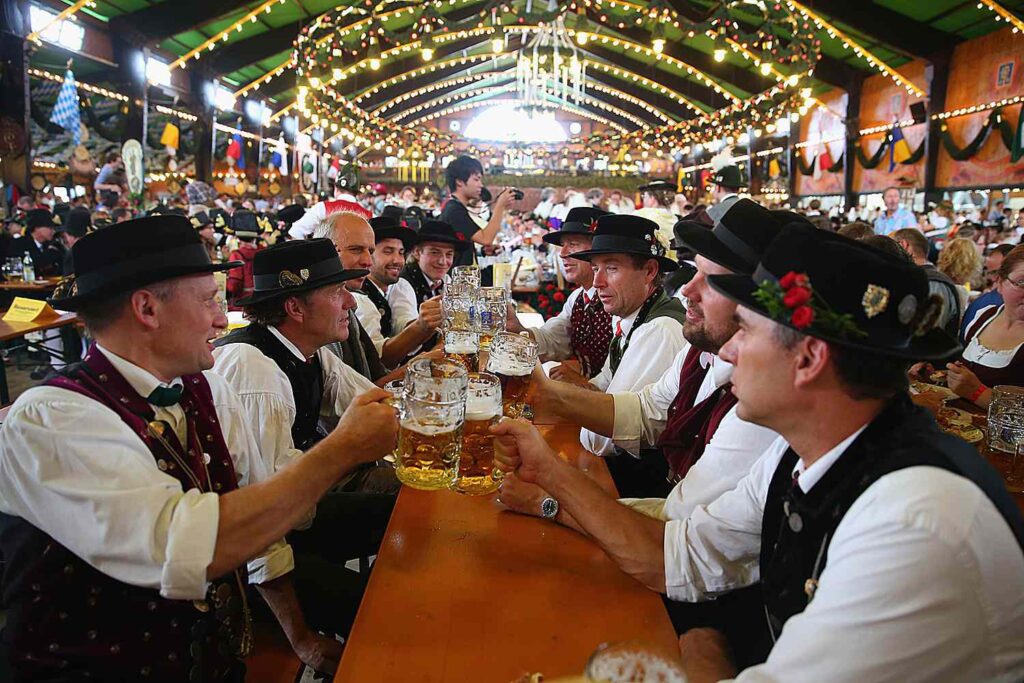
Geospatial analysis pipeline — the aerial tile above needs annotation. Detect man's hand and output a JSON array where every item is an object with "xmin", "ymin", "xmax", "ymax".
[
  {"xmin": 908, "ymin": 362, "xmax": 934, "ymax": 381},
  {"xmin": 333, "ymin": 388, "xmax": 399, "ymax": 462},
  {"xmin": 491, "ymin": 418, "xmax": 560, "ymax": 485},
  {"xmin": 292, "ymin": 632, "xmax": 344, "ymax": 676},
  {"xmin": 678, "ymin": 628, "xmax": 737, "ymax": 683},
  {"xmin": 495, "ymin": 188, "xmax": 516, "ymax": 212},
  {"xmin": 946, "ymin": 361, "xmax": 982, "ymax": 401},
  {"xmin": 505, "ymin": 302, "xmax": 525, "ymax": 334},
  {"xmin": 549, "ymin": 361, "xmax": 592, "ymax": 388},
  {"xmin": 416, "ymin": 295, "xmax": 443, "ymax": 334},
  {"xmin": 497, "ymin": 472, "xmax": 550, "ymax": 517}
]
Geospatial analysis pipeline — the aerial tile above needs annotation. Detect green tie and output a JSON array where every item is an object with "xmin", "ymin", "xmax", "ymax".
[{"xmin": 147, "ymin": 385, "xmax": 183, "ymax": 407}]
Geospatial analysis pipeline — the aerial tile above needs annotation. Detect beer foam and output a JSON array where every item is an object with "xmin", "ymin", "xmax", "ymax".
[
  {"xmin": 400, "ymin": 420, "xmax": 460, "ymax": 436},
  {"xmin": 445, "ymin": 341, "xmax": 478, "ymax": 354},
  {"xmin": 487, "ymin": 358, "xmax": 532, "ymax": 376},
  {"xmin": 465, "ymin": 396, "xmax": 501, "ymax": 421}
]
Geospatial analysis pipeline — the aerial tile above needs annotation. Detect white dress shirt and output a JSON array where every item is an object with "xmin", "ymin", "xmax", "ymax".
[
  {"xmin": 212, "ymin": 326, "xmax": 376, "ymax": 476},
  {"xmin": 611, "ymin": 346, "xmax": 778, "ymax": 519},
  {"xmin": 528, "ymin": 286, "xmax": 597, "ymax": 362},
  {"xmin": 353, "ymin": 291, "xmax": 386, "ymax": 357},
  {"xmin": 0, "ymin": 345, "xmax": 294, "ymax": 601},
  {"xmin": 385, "ymin": 277, "xmax": 420, "ymax": 332},
  {"xmin": 583, "ymin": 309, "xmax": 686, "ymax": 455},
  {"xmin": 664, "ymin": 432, "xmax": 1024, "ymax": 683}
]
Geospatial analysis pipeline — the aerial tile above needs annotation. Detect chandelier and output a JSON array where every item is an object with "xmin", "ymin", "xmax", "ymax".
[{"xmin": 515, "ymin": 14, "xmax": 585, "ymax": 108}]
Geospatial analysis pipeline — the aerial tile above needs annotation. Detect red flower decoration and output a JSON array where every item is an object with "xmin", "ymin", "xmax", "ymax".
[
  {"xmin": 454, "ymin": 232, "xmax": 466, "ymax": 241},
  {"xmin": 782, "ymin": 286, "xmax": 812, "ymax": 308},
  {"xmin": 553, "ymin": 291, "xmax": 566, "ymax": 302},
  {"xmin": 791, "ymin": 305, "xmax": 815, "ymax": 329},
  {"xmin": 779, "ymin": 271, "xmax": 810, "ymax": 290},
  {"xmin": 588, "ymin": 219, "xmax": 599, "ymax": 232}
]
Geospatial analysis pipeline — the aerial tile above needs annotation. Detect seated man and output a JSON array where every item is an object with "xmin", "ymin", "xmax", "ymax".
[
  {"xmin": 556, "ymin": 215, "xmax": 687, "ymax": 493},
  {"xmin": 400, "ymin": 221, "xmax": 471, "ymax": 306},
  {"xmin": 494, "ymin": 224, "xmax": 1024, "ymax": 681},
  {"xmin": 0, "ymin": 216, "xmax": 396, "ymax": 680},
  {"xmin": 362, "ymin": 215, "xmax": 421, "ymax": 335},
  {"xmin": 506, "ymin": 206, "xmax": 614, "ymax": 379},
  {"xmin": 212, "ymin": 239, "xmax": 396, "ymax": 671}
]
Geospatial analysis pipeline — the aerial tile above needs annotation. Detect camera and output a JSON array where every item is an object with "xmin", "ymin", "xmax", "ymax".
[{"xmin": 510, "ymin": 188, "xmax": 524, "ymax": 201}]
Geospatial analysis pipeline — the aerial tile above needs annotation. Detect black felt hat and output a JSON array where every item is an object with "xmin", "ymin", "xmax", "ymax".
[
  {"xmin": 543, "ymin": 206, "xmax": 610, "ymax": 246},
  {"xmin": 189, "ymin": 212, "xmax": 214, "ymax": 230},
  {"xmin": 52, "ymin": 203, "xmax": 71, "ymax": 226},
  {"xmin": 638, "ymin": 180, "xmax": 677, "ymax": 194},
  {"xmin": 712, "ymin": 165, "xmax": 743, "ymax": 190},
  {"xmin": 209, "ymin": 208, "xmax": 230, "ymax": 231},
  {"xmin": 571, "ymin": 214, "xmax": 678, "ymax": 271},
  {"xmin": 708, "ymin": 223, "xmax": 960, "ymax": 360},
  {"xmin": 674, "ymin": 198, "xmax": 808, "ymax": 275},
  {"xmin": 414, "ymin": 220, "xmax": 473, "ymax": 252},
  {"xmin": 276, "ymin": 204, "xmax": 306, "ymax": 227},
  {"xmin": 379, "ymin": 205, "xmax": 404, "ymax": 222},
  {"xmin": 25, "ymin": 208, "xmax": 57, "ymax": 233},
  {"xmin": 234, "ymin": 238, "xmax": 369, "ymax": 306},
  {"xmin": 57, "ymin": 207, "xmax": 91, "ymax": 238},
  {"xmin": 49, "ymin": 216, "xmax": 242, "ymax": 311},
  {"xmin": 229, "ymin": 210, "xmax": 262, "ymax": 239},
  {"xmin": 369, "ymin": 216, "xmax": 417, "ymax": 251}
]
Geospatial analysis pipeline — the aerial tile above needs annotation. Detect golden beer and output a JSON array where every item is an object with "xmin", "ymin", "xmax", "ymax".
[
  {"xmin": 445, "ymin": 331, "xmax": 480, "ymax": 373},
  {"xmin": 494, "ymin": 368, "xmax": 532, "ymax": 419},
  {"xmin": 485, "ymin": 332, "xmax": 538, "ymax": 420},
  {"xmin": 452, "ymin": 373, "xmax": 503, "ymax": 495},
  {"xmin": 479, "ymin": 332, "xmax": 494, "ymax": 351},
  {"xmin": 395, "ymin": 420, "xmax": 463, "ymax": 490}
]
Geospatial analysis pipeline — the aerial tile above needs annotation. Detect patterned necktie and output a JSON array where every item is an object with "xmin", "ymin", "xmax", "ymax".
[{"xmin": 147, "ymin": 384, "xmax": 183, "ymax": 407}]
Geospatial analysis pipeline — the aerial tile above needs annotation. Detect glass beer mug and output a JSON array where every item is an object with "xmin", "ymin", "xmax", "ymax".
[
  {"xmin": 449, "ymin": 264, "xmax": 481, "ymax": 288},
  {"xmin": 442, "ymin": 280, "xmax": 479, "ymax": 334},
  {"xmin": 395, "ymin": 358, "xmax": 468, "ymax": 491},
  {"xmin": 445, "ymin": 330, "xmax": 480, "ymax": 373},
  {"xmin": 477, "ymin": 286, "xmax": 509, "ymax": 351},
  {"xmin": 452, "ymin": 372, "xmax": 503, "ymax": 495},
  {"xmin": 485, "ymin": 332, "xmax": 538, "ymax": 419}
]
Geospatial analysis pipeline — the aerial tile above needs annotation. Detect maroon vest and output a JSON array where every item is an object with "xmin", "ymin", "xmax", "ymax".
[
  {"xmin": 657, "ymin": 347, "xmax": 739, "ymax": 482},
  {"xmin": 962, "ymin": 305, "xmax": 1024, "ymax": 389},
  {"xmin": 0, "ymin": 345, "xmax": 251, "ymax": 681},
  {"xmin": 569, "ymin": 289, "xmax": 613, "ymax": 378}
]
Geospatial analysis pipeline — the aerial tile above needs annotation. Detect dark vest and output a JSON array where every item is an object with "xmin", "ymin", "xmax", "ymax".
[
  {"xmin": 362, "ymin": 280, "xmax": 394, "ymax": 338},
  {"xmin": 400, "ymin": 261, "xmax": 440, "ymax": 307},
  {"xmin": 569, "ymin": 289, "xmax": 613, "ymax": 378},
  {"xmin": 759, "ymin": 395, "xmax": 1024, "ymax": 651},
  {"xmin": 0, "ymin": 345, "xmax": 250, "ymax": 681},
  {"xmin": 215, "ymin": 324, "xmax": 326, "ymax": 450},
  {"xmin": 608, "ymin": 289, "xmax": 687, "ymax": 375}
]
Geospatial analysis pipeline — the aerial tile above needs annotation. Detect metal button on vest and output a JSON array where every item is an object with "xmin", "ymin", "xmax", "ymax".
[
  {"xmin": 203, "ymin": 452, "xmax": 211, "ymax": 464},
  {"xmin": 157, "ymin": 460, "xmax": 168, "ymax": 471},
  {"xmin": 788, "ymin": 512, "xmax": 803, "ymax": 533}
]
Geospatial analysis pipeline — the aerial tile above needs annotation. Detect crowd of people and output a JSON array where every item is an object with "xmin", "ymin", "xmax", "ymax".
[{"xmin": 0, "ymin": 151, "xmax": 1021, "ymax": 682}]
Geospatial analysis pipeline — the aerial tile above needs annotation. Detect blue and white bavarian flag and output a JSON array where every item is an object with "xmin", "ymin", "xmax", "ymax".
[{"xmin": 49, "ymin": 69, "xmax": 82, "ymax": 145}]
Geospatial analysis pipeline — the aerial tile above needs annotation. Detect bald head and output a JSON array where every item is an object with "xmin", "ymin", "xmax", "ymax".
[{"xmin": 315, "ymin": 211, "xmax": 374, "ymax": 289}]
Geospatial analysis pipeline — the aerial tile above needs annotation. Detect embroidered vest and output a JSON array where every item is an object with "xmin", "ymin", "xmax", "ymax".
[
  {"xmin": 758, "ymin": 396, "xmax": 1024, "ymax": 655},
  {"xmin": 608, "ymin": 289, "xmax": 687, "ymax": 375},
  {"xmin": 362, "ymin": 280, "xmax": 394, "ymax": 338},
  {"xmin": 962, "ymin": 306, "xmax": 1024, "ymax": 389},
  {"xmin": 569, "ymin": 290, "xmax": 613, "ymax": 378},
  {"xmin": 657, "ymin": 348, "xmax": 738, "ymax": 482},
  {"xmin": 215, "ymin": 324, "xmax": 326, "ymax": 450},
  {"xmin": 0, "ymin": 345, "xmax": 251, "ymax": 681}
]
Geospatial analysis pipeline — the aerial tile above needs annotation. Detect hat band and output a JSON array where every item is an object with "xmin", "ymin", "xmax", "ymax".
[
  {"xmin": 253, "ymin": 256, "xmax": 345, "ymax": 291},
  {"xmin": 76, "ymin": 243, "xmax": 213, "ymax": 292},
  {"xmin": 560, "ymin": 221, "xmax": 596, "ymax": 234},
  {"xmin": 752, "ymin": 263, "xmax": 778, "ymax": 286},
  {"xmin": 590, "ymin": 234, "xmax": 661, "ymax": 256},
  {"xmin": 713, "ymin": 222, "xmax": 759, "ymax": 269}
]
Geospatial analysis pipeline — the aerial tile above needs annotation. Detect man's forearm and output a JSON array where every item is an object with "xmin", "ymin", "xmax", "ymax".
[
  {"xmin": 255, "ymin": 575, "xmax": 310, "ymax": 648},
  {"xmin": 477, "ymin": 208, "xmax": 505, "ymax": 244},
  {"xmin": 380, "ymin": 321, "xmax": 432, "ymax": 368},
  {"xmin": 210, "ymin": 436, "xmax": 358, "ymax": 578},
  {"xmin": 545, "ymin": 380, "xmax": 615, "ymax": 434},
  {"xmin": 540, "ymin": 459, "xmax": 667, "ymax": 592}
]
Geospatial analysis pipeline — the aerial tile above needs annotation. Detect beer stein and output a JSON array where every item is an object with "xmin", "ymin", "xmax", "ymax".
[
  {"xmin": 485, "ymin": 332, "xmax": 538, "ymax": 419},
  {"xmin": 452, "ymin": 372, "xmax": 503, "ymax": 495},
  {"xmin": 444, "ymin": 330, "xmax": 480, "ymax": 373},
  {"xmin": 988, "ymin": 385, "xmax": 1024, "ymax": 492},
  {"xmin": 442, "ymin": 280, "xmax": 479, "ymax": 333},
  {"xmin": 449, "ymin": 264, "xmax": 481, "ymax": 288},
  {"xmin": 477, "ymin": 287, "xmax": 509, "ymax": 351},
  {"xmin": 396, "ymin": 359, "xmax": 468, "ymax": 490}
]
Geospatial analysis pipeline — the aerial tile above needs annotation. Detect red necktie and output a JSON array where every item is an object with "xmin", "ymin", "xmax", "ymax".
[{"xmin": 615, "ymin": 321, "xmax": 623, "ymax": 337}]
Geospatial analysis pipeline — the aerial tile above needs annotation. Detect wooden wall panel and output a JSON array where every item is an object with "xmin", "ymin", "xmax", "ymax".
[{"xmin": 935, "ymin": 27, "xmax": 1024, "ymax": 189}]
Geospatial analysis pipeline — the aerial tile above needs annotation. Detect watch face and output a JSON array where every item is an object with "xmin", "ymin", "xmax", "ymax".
[{"xmin": 541, "ymin": 497, "xmax": 558, "ymax": 519}]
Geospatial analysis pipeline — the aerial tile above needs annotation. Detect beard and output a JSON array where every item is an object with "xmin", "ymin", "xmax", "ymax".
[{"xmin": 683, "ymin": 318, "xmax": 735, "ymax": 354}]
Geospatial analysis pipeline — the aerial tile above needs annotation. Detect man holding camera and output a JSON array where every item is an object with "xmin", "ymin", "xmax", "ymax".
[{"xmin": 439, "ymin": 155, "xmax": 519, "ymax": 266}]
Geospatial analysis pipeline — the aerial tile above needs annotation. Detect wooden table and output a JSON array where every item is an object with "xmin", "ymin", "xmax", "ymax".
[
  {"xmin": 0, "ymin": 278, "xmax": 60, "ymax": 293},
  {"xmin": 335, "ymin": 424, "xmax": 678, "ymax": 682},
  {"xmin": 0, "ymin": 311, "xmax": 78, "ymax": 404}
]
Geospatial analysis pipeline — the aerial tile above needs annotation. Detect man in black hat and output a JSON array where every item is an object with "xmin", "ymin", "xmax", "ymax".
[
  {"xmin": 226, "ymin": 209, "xmax": 264, "ymax": 306},
  {"xmin": 8, "ymin": 208, "xmax": 63, "ymax": 278},
  {"xmin": 190, "ymin": 210, "xmax": 221, "ymax": 262},
  {"xmin": 707, "ymin": 161, "xmax": 742, "ymax": 222},
  {"xmin": 56, "ymin": 206, "xmax": 91, "ymax": 275},
  {"xmin": 212, "ymin": 239, "xmax": 395, "ymax": 674},
  {"xmin": 400, "ymin": 220, "xmax": 473, "ymax": 306},
  {"xmin": 558, "ymin": 215, "xmax": 688, "ymax": 463},
  {"xmin": 634, "ymin": 180, "xmax": 678, "ymax": 255},
  {"xmin": 0, "ymin": 216, "xmax": 397, "ymax": 680},
  {"xmin": 506, "ymin": 206, "xmax": 614, "ymax": 379},
  {"xmin": 439, "ymin": 154, "xmax": 518, "ymax": 267},
  {"xmin": 356, "ymin": 216, "xmax": 442, "ymax": 366},
  {"xmin": 495, "ymin": 223, "xmax": 1024, "ymax": 681}
]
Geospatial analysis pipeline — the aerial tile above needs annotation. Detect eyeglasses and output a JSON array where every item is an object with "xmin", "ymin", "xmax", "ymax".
[{"xmin": 1007, "ymin": 277, "xmax": 1024, "ymax": 290}]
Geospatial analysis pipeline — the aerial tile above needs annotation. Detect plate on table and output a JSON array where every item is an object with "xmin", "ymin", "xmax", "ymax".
[
  {"xmin": 937, "ymin": 406, "xmax": 984, "ymax": 443},
  {"xmin": 910, "ymin": 381, "xmax": 956, "ymax": 400}
]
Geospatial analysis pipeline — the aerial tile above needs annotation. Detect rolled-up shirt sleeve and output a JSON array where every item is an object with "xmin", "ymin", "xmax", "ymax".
[
  {"xmin": 529, "ymin": 287, "xmax": 579, "ymax": 361},
  {"xmin": 0, "ymin": 387, "xmax": 222, "ymax": 600},
  {"xmin": 610, "ymin": 344, "xmax": 689, "ymax": 455}
]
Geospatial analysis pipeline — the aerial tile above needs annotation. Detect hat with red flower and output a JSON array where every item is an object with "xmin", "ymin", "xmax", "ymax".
[
  {"xmin": 570, "ymin": 214, "xmax": 679, "ymax": 272},
  {"xmin": 708, "ymin": 223, "xmax": 960, "ymax": 360},
  {"xmin": 543, "ymin": 207, "xmax": 610, "ymax": 247}
]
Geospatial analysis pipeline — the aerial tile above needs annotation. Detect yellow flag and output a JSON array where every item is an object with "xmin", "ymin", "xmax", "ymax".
[
  {"xmin": 160, "ymin": 122, "xmax": 180, "ymax": 150},
  {"xmin": 768, "ymin": 157, "xmax": 781, "ymax": 179}
]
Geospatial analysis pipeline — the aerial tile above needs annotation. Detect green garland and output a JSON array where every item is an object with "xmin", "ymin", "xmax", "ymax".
[{"xmin": 793, "ymin": 150, "xmax": 845, "ymax": 176}]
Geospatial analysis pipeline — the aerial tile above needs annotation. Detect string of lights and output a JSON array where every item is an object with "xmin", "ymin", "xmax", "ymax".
[
  {"xmin": 155, "ymin": 104, "xmax": 198, "ymax": 122},
  {"xmin": 169, "ymin": 0, "xmax": 289, "ymax": 71},
  {"xmin": 976, "ymin": 0, "xmax": 1024, "ymax": 34},
  {"xmin": 26, "ymin": 0, "xmax": 95, "ymax": 44},
  {"xmin": 404, "ymin": 97, "xmax": 629, "ymax": 133},
  {"xmin": 28, "ymin": 67, "xmax": 129, "ymax": 102}
]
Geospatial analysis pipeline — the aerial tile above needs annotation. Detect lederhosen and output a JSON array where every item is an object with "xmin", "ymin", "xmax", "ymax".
[
  {"xmin": 604, "ymin": 289, "xmax": 688, "ymax": 499},
  {"xmin": 362, "ymin": 280, "xmax": 394, "ymax": 338},
  {"xmin": 0, "ymin": 345, "xmax": 251, "ymax": 682},
  {"xmin": 215, "ymin": 324, "xmax": 326, "ymax": 450},
  {"xmin": 961, "ymin": 305, "xmax": 1024, "ymax": 389},
  {"xmin": 756, "ymin": 395, "xmax": 1024, "ymax": 667},
  {"xmin": 569, "ymin": 289, "xmax": 613, "ymax": 379}
]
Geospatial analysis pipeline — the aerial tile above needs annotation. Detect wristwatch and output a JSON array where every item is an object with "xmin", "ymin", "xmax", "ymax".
[{"xmin": 540, "ymin": 496, "xmax": 559, "ymax": 520}]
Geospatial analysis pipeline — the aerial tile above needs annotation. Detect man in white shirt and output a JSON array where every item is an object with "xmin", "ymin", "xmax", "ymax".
[
  {"xmin": 559, "ymin": 215, "xmax": 687, "ymax": 486},
  {"xmin": 0, "ymin": 216, "xmax": 397, "ymax": 680},
  {"xmin": 507, "ymin": 206, "xmax": 614, "ymax": 379},
  {"xmin": 363, "ymin": 216, "xmax": 421, "ymax": 333},
  {"xmin": 494, "ymin": 223, "xmax": 1024, "ymax": 682}
]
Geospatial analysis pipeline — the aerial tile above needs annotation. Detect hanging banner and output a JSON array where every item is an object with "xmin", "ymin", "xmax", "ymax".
[{"xmin": 121, "ymin": 139, "xmax": 144, "ymax": 195}]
